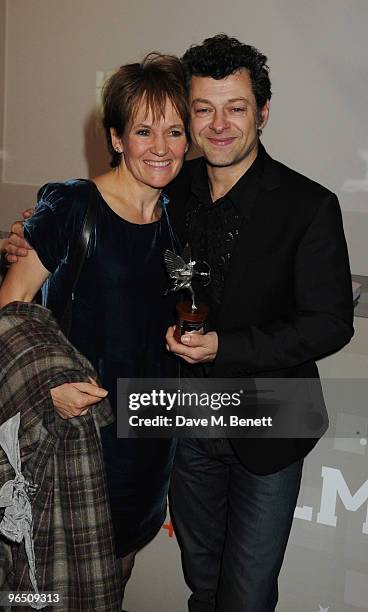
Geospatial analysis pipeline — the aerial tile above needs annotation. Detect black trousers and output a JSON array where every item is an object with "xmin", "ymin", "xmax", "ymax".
[{"xmin": 170, "ymin": 439, "xmax": 303, "ymax": 612}]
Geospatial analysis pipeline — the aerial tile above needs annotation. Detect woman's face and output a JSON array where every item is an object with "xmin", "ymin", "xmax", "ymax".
[{"xmin": 112, "ymin": 98, "xmax": 188, "ymax": 190}]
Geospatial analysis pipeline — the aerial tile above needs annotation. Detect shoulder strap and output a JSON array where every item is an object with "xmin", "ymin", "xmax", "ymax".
[{"xmin": 59, "ymin": 181, "xmax": 97, "ymax": 337}]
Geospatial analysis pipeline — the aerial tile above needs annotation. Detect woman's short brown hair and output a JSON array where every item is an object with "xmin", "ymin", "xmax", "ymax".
[{"xmin": 102, "ymin": 52, "xmax": 189, "ymax": 167}]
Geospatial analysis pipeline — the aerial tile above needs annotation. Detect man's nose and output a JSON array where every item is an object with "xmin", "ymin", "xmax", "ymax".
[{"xmin": 209, "ymin": 111, "xmax": 230, "ymax": 133}]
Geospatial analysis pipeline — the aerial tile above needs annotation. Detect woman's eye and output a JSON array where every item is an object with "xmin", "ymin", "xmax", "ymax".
[
  {"xmin": 169, "ymin": 130, "xmax": 183, "ymax": 137},
  {"xmin": 136, "ymin": 129, "xmax": 150, "ymax": 136}
]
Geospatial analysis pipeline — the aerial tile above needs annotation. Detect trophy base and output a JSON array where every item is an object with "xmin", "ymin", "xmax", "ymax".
[{"xmin": 174, "ymin": 301, "xmax": 209, "ymax": 342}]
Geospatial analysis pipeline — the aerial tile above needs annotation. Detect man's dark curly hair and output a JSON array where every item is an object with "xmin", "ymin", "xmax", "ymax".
[{"xmin": 181, "ymin": 34, "xmax": 272, "ymax": 110}]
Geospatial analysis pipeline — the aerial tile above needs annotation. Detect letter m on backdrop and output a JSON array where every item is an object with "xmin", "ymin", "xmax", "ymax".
[{"xmin": 317, "ymin": 466, "xmax": 368, "ymax": 534}]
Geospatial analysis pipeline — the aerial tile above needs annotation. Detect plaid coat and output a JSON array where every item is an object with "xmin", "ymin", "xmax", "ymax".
[{"xmin": 0, "ymin": 302, "xmax": 122, "ymax": 611}]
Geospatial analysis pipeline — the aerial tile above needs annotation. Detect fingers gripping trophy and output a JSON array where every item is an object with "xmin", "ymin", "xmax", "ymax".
[{"xmin": 164, "ymin": 245, "xmax": 210, "ymax": 341}]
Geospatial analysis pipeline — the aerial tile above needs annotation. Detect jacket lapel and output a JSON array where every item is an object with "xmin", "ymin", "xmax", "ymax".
[{"xmin": 215, "ymin": 149, "xmax": 281, "ymax": 326}]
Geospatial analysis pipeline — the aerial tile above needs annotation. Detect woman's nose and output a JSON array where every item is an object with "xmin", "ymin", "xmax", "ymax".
[{"xmin": 150, "ymin": 135, "xmax": 168, "ymax": 156}]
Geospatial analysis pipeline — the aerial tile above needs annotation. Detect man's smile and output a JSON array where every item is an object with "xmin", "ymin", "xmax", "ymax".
[{"xmin": 207, "ymin": 137, "xmax": 237, "ymax": 147}]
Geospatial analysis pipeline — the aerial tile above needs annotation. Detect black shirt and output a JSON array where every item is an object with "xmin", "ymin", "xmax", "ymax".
[{"xmin": 184, "ymin": 146, "xmax": 265, "ymax": 328}]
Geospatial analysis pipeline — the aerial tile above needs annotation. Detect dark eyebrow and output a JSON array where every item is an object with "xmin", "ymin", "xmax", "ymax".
[
  {"xmin": 227, "ymin": 98, "xmax": 249, "ymax": 104},
  {"xmin": 191, "ymin": 97, "xmax": 250, "ymax": 106},
  {"xmin": 191, "ymin": 99, "xmax": 212, "ymax": 106}
]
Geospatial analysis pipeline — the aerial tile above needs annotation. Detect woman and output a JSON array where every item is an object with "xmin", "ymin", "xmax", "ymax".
[{"xmin": 0, "ymin": 52, "xmax": 189, "ymax": 595}]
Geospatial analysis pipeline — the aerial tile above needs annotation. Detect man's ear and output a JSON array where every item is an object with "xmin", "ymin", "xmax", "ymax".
[
  {"xmin": 110, "ymin": 127, "xmax": 123, "ymax": 153},
  {"xmin": 258, "ymin": 101, "xmax": 270, "ymax": 131}
]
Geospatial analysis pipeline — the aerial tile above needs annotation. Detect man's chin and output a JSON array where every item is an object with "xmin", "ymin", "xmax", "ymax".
[
  {"xmin": 203, "ymin": 141, "xmax": 259, "ymax": 169},
  {"xmin": 205, "ymin": 156, "xmax": 239, "ymax": 168}
]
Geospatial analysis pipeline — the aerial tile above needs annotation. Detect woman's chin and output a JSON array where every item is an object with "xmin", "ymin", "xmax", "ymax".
[{"xmin": 146, "ymin": 173, "xmax": 180, "ymax": 189}]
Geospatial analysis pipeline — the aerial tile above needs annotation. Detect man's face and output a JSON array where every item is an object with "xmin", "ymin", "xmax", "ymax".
[{"xmin": 189, "ymin": 70, "xmax": 269, "ymax": 169}]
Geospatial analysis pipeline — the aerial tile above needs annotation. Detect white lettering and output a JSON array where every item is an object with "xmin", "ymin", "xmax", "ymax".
[
  {"xmin": 175, "ymin": 416, "xmax": 208, "ymax": 427},
  {"xmin": 211, "ymin": 415, "xmax": 225, "ymax": 426},
  {"xmin": 317, "ymin": 467, "xmax": 368, "ymax": 534},
  {"xmin": 294, "ymin": 506, "xmax": 313, "ymax": 521}
]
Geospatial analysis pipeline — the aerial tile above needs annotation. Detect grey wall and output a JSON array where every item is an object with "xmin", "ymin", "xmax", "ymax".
[
  {"xmin": 0, "ymin": 0, "xmax": 5, "ymax": 180},
  {"xmin": 0, "ymin": 0, "xmax": 368, "ymax": 273}
]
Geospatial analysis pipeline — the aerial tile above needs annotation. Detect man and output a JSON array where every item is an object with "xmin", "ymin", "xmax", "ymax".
[
  {"xmin": 4, "ymin": 34, "xmax": 354, "ymax": 612},
  {"xmin": 163, "ymin": 35, "xmax": 354, "ymax": 612}
]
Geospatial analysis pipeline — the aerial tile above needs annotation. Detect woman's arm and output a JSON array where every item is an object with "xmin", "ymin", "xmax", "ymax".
[
  {"xmin": 0, "ymin": 251, "xmax": 108, "ymax": 418},
  {"xmin": 0, "ymin": 249, "xmax": 50, "ymax": 307}
]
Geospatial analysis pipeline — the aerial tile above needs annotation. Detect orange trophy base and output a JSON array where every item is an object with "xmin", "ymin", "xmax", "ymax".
[{"xmin": 174, "ymin": 301, "xmax": 209, "ymax": 342}]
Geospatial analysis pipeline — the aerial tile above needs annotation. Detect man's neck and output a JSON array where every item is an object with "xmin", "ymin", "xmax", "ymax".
[{"xmin": 207, "ymin": 142, "xmax": 259, "ymax": 202}]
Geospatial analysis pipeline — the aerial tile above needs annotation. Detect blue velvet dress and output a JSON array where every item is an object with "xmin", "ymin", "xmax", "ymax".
[{"xmin": 24, "ymin": 179, "xmax": 177, "ymax": 556}]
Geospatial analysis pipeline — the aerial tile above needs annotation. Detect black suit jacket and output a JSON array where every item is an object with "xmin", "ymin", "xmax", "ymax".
[{"xmin": 166, "ymin": 146, "xmax": 354, "ymax": 474}]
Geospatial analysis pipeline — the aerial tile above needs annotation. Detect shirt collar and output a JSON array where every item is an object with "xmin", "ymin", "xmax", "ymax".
[
  {"xmin": 190, "ymin": 157, "xmax": 211, "ymax": 203},
  {"xmin": 190, "ymin": 142, "xmax": 266, "ymax": 217}
]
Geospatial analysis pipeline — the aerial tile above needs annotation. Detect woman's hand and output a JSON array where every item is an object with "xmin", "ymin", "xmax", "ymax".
[
  {"xmin": 50, "ymin": 377, "xmax": 108, "ymax": 419},
  {"xmin": 4, "ymin": 208, "xmax": 34, "ymax": 263}
]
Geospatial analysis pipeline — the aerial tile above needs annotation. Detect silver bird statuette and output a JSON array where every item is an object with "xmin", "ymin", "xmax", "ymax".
[{"xmin": 164, "ymin": 245, "xmax": 210, "ymax": 311}]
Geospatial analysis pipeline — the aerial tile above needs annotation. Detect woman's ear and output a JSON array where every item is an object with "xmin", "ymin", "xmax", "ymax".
[{"xmin": 110, "ymin": 127, "xmax": 123, "ymax": 153}]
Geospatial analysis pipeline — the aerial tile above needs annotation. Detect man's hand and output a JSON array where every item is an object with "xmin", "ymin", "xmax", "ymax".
[
  {"xmin": 50, "ymin": 377, "xmax": 108, "ymax": 419},
  {"xmin": 4, "ymin": 208, "xmax": 34, "ymax": 263},
  {"xmin": 166, "ymin": 326, "xmax": 218, "ymax": 364}
]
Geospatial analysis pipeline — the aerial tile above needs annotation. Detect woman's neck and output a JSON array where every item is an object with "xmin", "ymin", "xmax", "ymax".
[{"xmin": 93, "ymin": 165, "xmax": 162, "ymax": 224}]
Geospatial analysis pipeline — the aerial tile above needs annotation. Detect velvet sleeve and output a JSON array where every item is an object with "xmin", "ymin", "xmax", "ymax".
[{"xmin": 24, "ymin": 180, "xmax": 90, "ymax": 273}]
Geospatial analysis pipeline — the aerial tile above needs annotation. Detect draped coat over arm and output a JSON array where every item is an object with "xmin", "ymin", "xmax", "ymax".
[{"xmin": 0, "ymin": 302, "xmax": 122, "ymax": 612}]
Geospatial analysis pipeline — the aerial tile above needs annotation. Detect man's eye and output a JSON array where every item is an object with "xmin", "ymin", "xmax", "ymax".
[
  {"xmin": 230, "ymin": 107, "xmax": 246, "ymax": 113},
  {"xmin": 194, "ymin": 108, "xmax": 211, "ymax": 115}
]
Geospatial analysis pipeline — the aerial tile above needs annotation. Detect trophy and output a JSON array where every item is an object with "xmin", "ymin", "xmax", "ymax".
[{"xmin": 165, "ymin": 245, "xmax": 210, "ymax": 342}]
